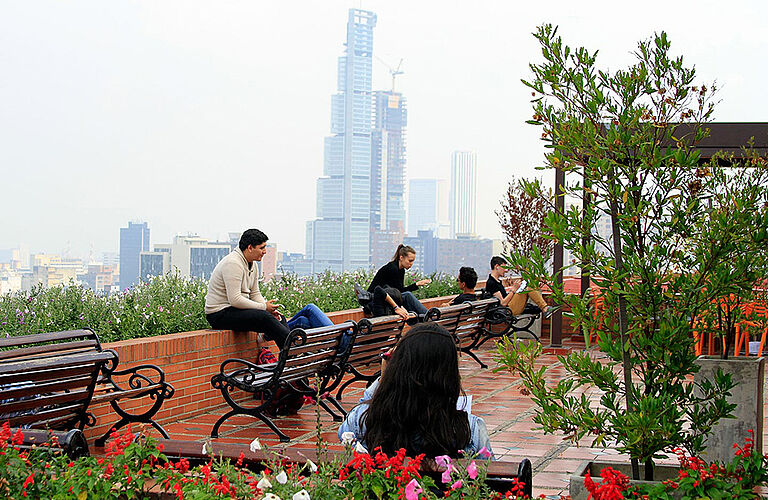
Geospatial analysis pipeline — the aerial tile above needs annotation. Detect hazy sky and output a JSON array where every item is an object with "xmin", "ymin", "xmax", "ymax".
[{"xmin": 1, "ymin": 0, "xmax": 766, "ymax": 259}]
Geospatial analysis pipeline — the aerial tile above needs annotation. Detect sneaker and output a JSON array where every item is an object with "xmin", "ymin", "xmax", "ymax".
[{"xmin": 543, "ymin": 305, "xmax": 561, "ymax": 319}]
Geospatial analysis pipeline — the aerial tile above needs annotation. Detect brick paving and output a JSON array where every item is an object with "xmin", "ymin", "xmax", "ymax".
[{"xmin": 152, "ymin": 337, "xmax": 768, "ymax": 499}]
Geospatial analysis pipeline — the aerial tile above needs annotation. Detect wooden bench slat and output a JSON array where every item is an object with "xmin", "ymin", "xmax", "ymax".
[
  {"xmin": 0, "ymin": 351, "xmax": 115, "ymax": 377},
  {"xmin": 0, "ymin": 364, "xmax": 99, "ymax": 385},
  {"xmin": 0, "ymin": 387, "xmax": 92, "ymax": 415},
  {"xmin": 0, "ymin": 340, "xmax": 100, "ymax": 362},
  {"xmin": 0, "ymin": 375, "xmax": 95, "ymax": 400},
  {"xmin": 7, "ymin": 402, "xmax": 90, "ymax": 428},
  {"xmin": 0, "ymin": 329, "xmax": 97, "ymax": 349}
]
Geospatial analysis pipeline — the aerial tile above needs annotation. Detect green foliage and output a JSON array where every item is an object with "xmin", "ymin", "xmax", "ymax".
[
  {"xmin": 495, "ymin": 25, "xmax": 768, "ymax": 478},
  {"xmin": 0, "ymin": 271, "xmax": 460, "ymax": 342}
]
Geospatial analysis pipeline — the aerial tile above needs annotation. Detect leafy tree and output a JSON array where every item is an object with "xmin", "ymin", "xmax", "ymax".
[
  {"xmin": 495, "ymin": 177, "xmax": 553, "ymax": 259},
  {"xmin": 495, "ymin": 25, "xmax": 768, "ymax": 481}
]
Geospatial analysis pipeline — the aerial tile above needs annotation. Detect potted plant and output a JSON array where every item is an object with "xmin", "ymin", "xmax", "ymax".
[{"xmin": 494, "ymin": 23, "xmax": 768, "ymax": 492}]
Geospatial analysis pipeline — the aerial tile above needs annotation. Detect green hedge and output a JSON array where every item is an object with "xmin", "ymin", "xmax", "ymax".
[{"xmin": 0, "ymin": 271, "xmax": 459, "ymax": 343}]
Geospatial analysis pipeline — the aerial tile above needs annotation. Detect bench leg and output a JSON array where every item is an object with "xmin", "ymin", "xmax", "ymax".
[
  {"xmin": 211, "ymin": 408, "xmax": 291, "ymax": 443},
  {"xmin": 325, "ymin": 396, "xmax": 348, "ymax": 418},
  {"xmin": 318, "ymin": 399, "xmax": 344, "ymax": 422},
  {"xmin": 95, "ymin": 412, "xmax": 171, "ymax": 447},
  {"xmin": 462, "ymin": 347, "xmax": 488, "ymax": 369}
]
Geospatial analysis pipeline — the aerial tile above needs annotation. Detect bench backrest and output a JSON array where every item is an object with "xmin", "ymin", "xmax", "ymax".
[
  {"xmin": 456, "ymin": 298, "xmax": 500, "ymax": 345},
  {"xmin": 426, "ymin": 298, "xmax": 500, "ymax": 350},
  {"xmin": 424, "ymin": 303, "xmax": 471, "ymax": 340},
  {"xmin": 0, "ymin": 329, "xmax": 115, "ymax": 430},
  {"xmin": 277, "ymin": 321, "xmax": 355, "ymax": 384},
  {"xmin": 345, "ymin": 314, "xmax": 408, "ymax": 371}
]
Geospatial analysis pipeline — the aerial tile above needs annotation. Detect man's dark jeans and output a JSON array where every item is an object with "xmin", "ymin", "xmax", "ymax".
[{"xmin": 206, "ymin": 307, "xmax": 290, "ymax": 348}]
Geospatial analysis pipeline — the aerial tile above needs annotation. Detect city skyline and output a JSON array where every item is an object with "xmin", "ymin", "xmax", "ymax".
[{"xmin": 3, "ymin": 1, "xmax": 768, "ymax": 258}]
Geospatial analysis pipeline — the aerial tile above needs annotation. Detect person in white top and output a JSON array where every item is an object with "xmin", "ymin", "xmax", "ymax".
[{"xmin": 204, "ymin": 229, "xmax": 290, "ymax": 347}]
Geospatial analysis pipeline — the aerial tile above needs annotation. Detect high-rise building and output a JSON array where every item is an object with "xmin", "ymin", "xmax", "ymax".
[
  {"xmin": 408, "ymin": 179, "xmax": 449, "ymax": 238},
  {"xmin": 449, "ymin": 151, "xmax": 478, "ymax": 238},
  {"xmin": 370, "ymin": 90, "xmax": 408, "ymax": 267},
  {"xmin": 403, "ymin": 230, "xmax": 493, "ymax": 275},
  {"xmin": 307, "ymin": 9, "xmax": 378, "ymax": 273},
  {"xmin": 119, "ymin": 221, "xmax": 150, "ymax": 289}
]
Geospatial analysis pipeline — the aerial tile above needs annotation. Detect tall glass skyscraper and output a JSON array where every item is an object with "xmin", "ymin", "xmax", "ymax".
[
  {"xmin": 307, "ymin": 9, "xmax": 377, "ymax": 272},
  {"xmin": 119, "ymin": 221, "xmax": 149, "ymax": 289},
  {"xmin": 370, "ymin": 90, "xmax": 408, "ymax": 267},
  {"xmin": 449, "ymin": 151, "xmax": 478, "ymax": 238}
]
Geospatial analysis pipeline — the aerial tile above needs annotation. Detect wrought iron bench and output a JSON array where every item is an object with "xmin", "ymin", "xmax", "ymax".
[
  {"xmin": 0, "ymin": 329, "xmax": 174, "ymax": 447},
  {"xmin": 332, "ymin": 313, "xmax": 412, "ymax": 402},
  {"xmin": 210, "ymin": 321, "xmax": 355, "ymax": 442},
  {"xmin": 425, "ymin": 298, "xmax": 538, "ymax": 368}
]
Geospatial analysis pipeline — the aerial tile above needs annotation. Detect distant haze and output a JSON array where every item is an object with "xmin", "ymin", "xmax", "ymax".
[{"xmin": 1, "ymin": 0, "xmax": 766, "ymax": 258}]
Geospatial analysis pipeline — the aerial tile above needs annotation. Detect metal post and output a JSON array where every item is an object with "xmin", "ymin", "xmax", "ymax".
[{"xmin": 550, "ymin": 164, "xmax": 566, "ymax": 347}]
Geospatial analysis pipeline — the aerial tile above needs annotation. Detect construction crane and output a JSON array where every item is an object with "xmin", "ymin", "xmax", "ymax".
[{"xmin": 374, "ymin": 55, "xmax": 404, "ymax": 92}]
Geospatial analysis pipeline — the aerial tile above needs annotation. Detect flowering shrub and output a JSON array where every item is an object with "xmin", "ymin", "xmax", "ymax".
[
  {"xmin": 0, "ymin": 423, "xmax": 529, "ymax": 499},
  {"xmin": 583, "ymin": 433, "xmax": 768, "ymax": 499},
  {"xmin": 0, "ymin": 270, "xmax": 459, "ymax": 342}
]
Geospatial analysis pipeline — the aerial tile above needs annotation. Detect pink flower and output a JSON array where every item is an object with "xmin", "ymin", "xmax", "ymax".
[
  {"xmin": 477, "ymin": 446, "xmax": 492, "ymax": 459},
  {"xmin": 404, "ymin": 479, "xmax": 422, "ymax": 500},
  {"xmin": 467, "ymin": 460, "xmax": 478, "ymax": 479},
  {"xmin": 441, "ymin": 466, "xmax": 453, "ymax": 484},
  {"xmin": 450, "ymin": 480, "xmax": 463, "ymax": 490},
  {"xmin": 434, "ymin": 455, "xmax": 451, "ymax": 468}
]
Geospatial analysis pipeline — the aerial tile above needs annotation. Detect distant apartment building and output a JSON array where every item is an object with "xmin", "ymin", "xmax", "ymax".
[
  {"xmin": 403, "ymin": 230, "xmax": 492, "ymax": 275},
  {"xmin": 449, "ymin": 151, "xmax": 478, "ymax": 239},
  {"xmin": 31, "ymin": 254, "xmax": 82, "ymax": 288},
  {"xmin": 171, "ymin": 235, "xmax": 231, "ymax": 280},
  {"xmin": 260, "ymin": 243, "xmax": 278, "ymax": 282},
  {"xmin": 277, "ymin": 252, "xmax": 313, "ymax": 276},
  {"xmin": 79, "ymin": 263, "xmax": 116, "ymax": 293},
  {"xmin": 139, "ymin": 236, "xmax": 230, "ymax": 280},
  {"xmin": 0, "ymin": 268, "xmax": 23, "ymax": 294},
  {"xmin": 119, "ymin": 221, "xmax": 150, "ymax": 289},
  {"xmin": 408, "ymin": 179, "xmax": 449, "ymax": 238},
  {"xmin": 139, "ymin": 244, "xmax": 171, "ymax": 280},
  {"xmin": 306, "ymin": 9, "xmax": 378, "ymax": 273}
]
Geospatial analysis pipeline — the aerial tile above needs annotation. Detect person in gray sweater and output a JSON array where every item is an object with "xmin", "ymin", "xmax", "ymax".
[{"xmin": 204, "ymin": 229, "xmax": 290, "ymax": 347}]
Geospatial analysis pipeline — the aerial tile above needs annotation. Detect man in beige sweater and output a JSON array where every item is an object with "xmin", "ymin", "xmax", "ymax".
[{"xmin": 204, "ymin": 229, "xmax": 289, "ymax": 347}]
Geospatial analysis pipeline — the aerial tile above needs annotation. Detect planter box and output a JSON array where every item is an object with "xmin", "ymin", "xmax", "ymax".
[
  {"xmin": 694, "ymin": 355, "xmax": 765, "ymax": 464},
  {"xmin": 569, "ymin": 460, "xmax": 680, "ymax": 500}
]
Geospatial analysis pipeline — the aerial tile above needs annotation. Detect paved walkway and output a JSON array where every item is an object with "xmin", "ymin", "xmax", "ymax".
[{"xmin": 159, "ymin": 338, "xmax": 768, "ymax": 499}]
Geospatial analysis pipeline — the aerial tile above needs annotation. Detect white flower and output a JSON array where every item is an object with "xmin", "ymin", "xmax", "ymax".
[
  {"xmin": 263, "ymin": 494, "xmax": 281, "ymax": 500},
  {"xmin": 292, "ymin": 490, "xmax": 311, "ymax": 500},
  {"xmin": 201, "ymin": 442, "xmax": 209, "ymax": 455},
  {"xmin": 355, "ymin": 441, "xmax": 369, "ymax": 454},
  {"xmin": 341, "ymin": 431, "xmax": 356, "ymax": 445},
  {"xmin": 257, "ymin": 476, "xmax": 272, "ymax": 490},
  {"xmin": 249, "ymin": 437, "xmax": 262, "ymax": 452},
  {"xmin": 276, "ymin": 470, "xmax": 288, "ymax": 484},
  {"xmin": 306, "ymin": 459, "xmax": 318, "ymax": 473}
]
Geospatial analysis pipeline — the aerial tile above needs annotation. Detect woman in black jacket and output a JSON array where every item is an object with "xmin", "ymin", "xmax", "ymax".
[{"xmin": 368, "ymin": 244, "xmax": 431, "ymax": 316}]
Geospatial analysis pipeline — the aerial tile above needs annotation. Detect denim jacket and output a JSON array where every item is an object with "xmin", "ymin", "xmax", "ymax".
[{"xmin": 337, "ymin": 378, "xmax": 494, "ymax": 459}]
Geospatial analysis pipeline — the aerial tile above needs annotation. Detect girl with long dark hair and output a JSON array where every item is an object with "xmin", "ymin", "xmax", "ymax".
[
  {"xmin": 337, "ymin": 322, "xmax": 493, "ymax": 458},
  {"xmin": 367, "ymin": 244, "xmax": 431, "ymax": 317}
]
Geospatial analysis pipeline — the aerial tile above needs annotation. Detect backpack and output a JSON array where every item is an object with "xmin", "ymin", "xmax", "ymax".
[
  {"xmin": 354, "ymin": 283, "xmax": 373, "ymax": 317},
  {"xmin": 255, "ymin": 348, "xmax": 305, "ymax": 417}
]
